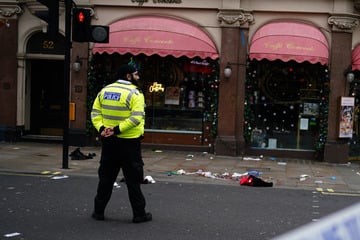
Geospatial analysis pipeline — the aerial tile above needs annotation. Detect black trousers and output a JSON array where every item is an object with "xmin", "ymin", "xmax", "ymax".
[{"xmin": 94, "ymin": 136, "xmax": 146, "ymax": 217}]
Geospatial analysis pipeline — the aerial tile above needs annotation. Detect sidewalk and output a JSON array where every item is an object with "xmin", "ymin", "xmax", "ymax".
[{"xmin": 0, "ymin": 142, "xmax": 360, "ymax": 193}]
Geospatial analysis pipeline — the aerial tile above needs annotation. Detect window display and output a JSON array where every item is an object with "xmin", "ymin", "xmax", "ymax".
[
  {"xmin": 244, "ymin": 60, "xmax": 329, "ymax": 152},
  {"xmin": 142, "ymin": 56, "xmax": 218, "ymax": 135},
  {"xmin": 145, "ymin": 108, "xmax": 203, "ymax": 132},
  {"xmin": 88, "ymin": 53, "xmax": 219, "ymax": 145},
  {"xmin": 348, "ymin": 77, "xmax": 360, "ymax": 159}
]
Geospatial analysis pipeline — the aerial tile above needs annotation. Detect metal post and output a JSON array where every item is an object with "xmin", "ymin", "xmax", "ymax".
[{"xmin": 62, "ymin": 0, "xmax": 71, "ymax": 169}]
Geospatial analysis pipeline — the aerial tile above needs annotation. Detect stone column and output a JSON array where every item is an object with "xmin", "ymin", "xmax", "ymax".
[
  {"xmin": 69, "ymin": 42, "xmax": 90, "ymax": 146},
  {"xmin": 0, "ymin": 4, "xmax": 23, "ymax": 141},
  {"xmin": 215, "ymin": 10, "xmax": 253, "ymax": 156},
  {"xmin": 324, "ymin": 15, "xmax": 359, "ymax": 163}
]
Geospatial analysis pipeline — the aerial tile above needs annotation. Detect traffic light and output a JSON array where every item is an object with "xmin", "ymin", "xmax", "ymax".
[
  {"xmin": 34, "ymin": 0, "xmax": 59, "ymax": 39},
  {"xmin": 89, "ymin": 25, "xmax": 109, "ymax": 43},
  {"xmin": 72, "ymin": 8, "xmax": 91, "ymax": 42}
]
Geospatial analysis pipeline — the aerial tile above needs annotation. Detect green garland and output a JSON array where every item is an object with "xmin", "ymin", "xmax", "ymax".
[
  {"xmin": 314, "ymin": 68, "xmax": 330, "ymax": 160},
  {"xmin": 244, "ymin": 62, "xmax": 255, "ymax": 143},
  {"xmin": 201, "ymin": 62, "xmax": 219, "ymax": 139}
]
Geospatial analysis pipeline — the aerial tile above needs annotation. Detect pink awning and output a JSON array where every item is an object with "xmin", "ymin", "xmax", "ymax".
[
  {"xmin": 352, "ymin": 44, "xmax": 360, "ymax": 71},
  {"xmin": 92, "ymin": 16, "xmax": 218, "ymax": 60},
  {"xmin": 249, "ymin": 22, "xmax": 329, "ymax": 65}
]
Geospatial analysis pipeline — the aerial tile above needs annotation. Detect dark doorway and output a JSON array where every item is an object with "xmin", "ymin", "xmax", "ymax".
[{"xmin": 30, "ymin": 60, "xmax": 64, "ymax": 135}]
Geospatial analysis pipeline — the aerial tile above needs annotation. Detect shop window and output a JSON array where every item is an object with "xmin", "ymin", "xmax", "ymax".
[
  {"xmin": 244, "ymin": 60, "xmax": 329, "ymax": 152},
  {"xmin": 88, "ymin": 54, "xmax": 219, "ymax": 145},
  {"xmin": 349, "ymin": 74, "xmax": 360, "ymax": 159}
]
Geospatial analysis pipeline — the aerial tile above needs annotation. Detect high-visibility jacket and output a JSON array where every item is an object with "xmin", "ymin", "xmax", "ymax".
[{"xmin": 91, "ymin": 79, "xmax": 145, "ymax": 139}]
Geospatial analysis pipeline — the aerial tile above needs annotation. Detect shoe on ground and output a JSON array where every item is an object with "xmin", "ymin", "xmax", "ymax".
[
  {"xmin": 92, "ymin": 212, "xmax": 105, "ymax": 221},
  {"xmin": 133, "ymin": 212, "xmax": 152, "ymax": 223}
]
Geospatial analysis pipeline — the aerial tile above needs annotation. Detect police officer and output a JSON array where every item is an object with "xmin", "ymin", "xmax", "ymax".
[{"xmin": 91, "ymin": 64, "xmax": 152, "ymax": 223}]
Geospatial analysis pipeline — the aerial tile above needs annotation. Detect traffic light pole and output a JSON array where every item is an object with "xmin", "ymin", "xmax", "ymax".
[{"xmin": 62, "ymin": 0, "xmax": 72, "ymax": 169}]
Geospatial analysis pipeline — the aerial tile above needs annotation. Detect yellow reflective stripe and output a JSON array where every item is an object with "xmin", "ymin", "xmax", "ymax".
[
  {"xmin": 129, "ymin": 116, "xmax": 140, "ymax": 125},
  {"xmin": 91, "ymin": 109, "xmax": 102, "ymax": 119},
  {"xmin": 126, "ymin": 94, "xmax": 131, "ymax": 108},
  {"xmin": 102, "ymin": 114, "xmax": 126, "ymax": 121},
  {"xmin": 101, "ymin": 104, "xmax": 129, "ymax": 111},
  {"xmin": 126, "ymin": 89, "xmax": 139, "ymax": 108},
  {"xmin": 91, "ymin": 113, "xmax": 101, "ymax": 119},
  {"xmin": 131, "ymin": 111, "xmax": 144, "ymax": 117}
]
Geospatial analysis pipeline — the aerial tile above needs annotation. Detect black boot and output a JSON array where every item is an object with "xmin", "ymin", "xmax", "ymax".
[
  {"xmin": 91, "ymin": 212, "xmax": 105, "ymax": 221},
  {"xmin": 133, "ymin": 212, "xmax": 152, "ymax": 223}
]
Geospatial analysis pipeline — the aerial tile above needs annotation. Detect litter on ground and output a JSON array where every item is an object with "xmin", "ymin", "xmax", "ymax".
[
  {"xmin": 152, "ymin": 149, "xmax": 163, "ymax": 153},
  {"xmin": 240, "ymin": 175, "xmax": 273, "ymax": 187},
  {"xmin": 143, "ymin": 175, "xmax": 156, "ymax": 184},
  {"xmin": 177, "ymin": 169, "xmax": 186, "ymax": 175},
  {"xmin": 115, "ymin": 175, "xmax": 156, "ymax": 186},
  {"xmin": 69, "ymin": 147, "xmax": 96, "ymax": 160},
  {"xmin": 4, "ymin": 232, "xmax": 21, "ymax": 238},
  {"xmin": 243, "ymin": 157, "xmax": 261, "ymax": 161},
  {"xmin": 166, "ymin": 168, "xmax": 273, "ymax": 187},
  {"xmin": 51, "ymin": 175, "xmax": 69, "ymax": 180},
  {"xmin": 298, "ymin": 174, "xmax": 310, "ymax": 181}
]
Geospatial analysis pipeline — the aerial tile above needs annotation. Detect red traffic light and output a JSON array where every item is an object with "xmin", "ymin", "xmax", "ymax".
[
  {"xmin": 72, "ymin": 8, "xmax": 91, "ymax": 42},
  {"xmin": 72, "ymin": 8, "xmax": 109, "ymax": 43},
  {"xmin": 78, "ymin": 11, "xmax": 85, "ymax": 23}
]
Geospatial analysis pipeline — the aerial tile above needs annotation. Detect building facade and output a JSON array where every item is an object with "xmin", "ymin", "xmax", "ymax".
[{"xmin": 1, "ymin": 0, "xmax": 360, "ymax": 162}]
